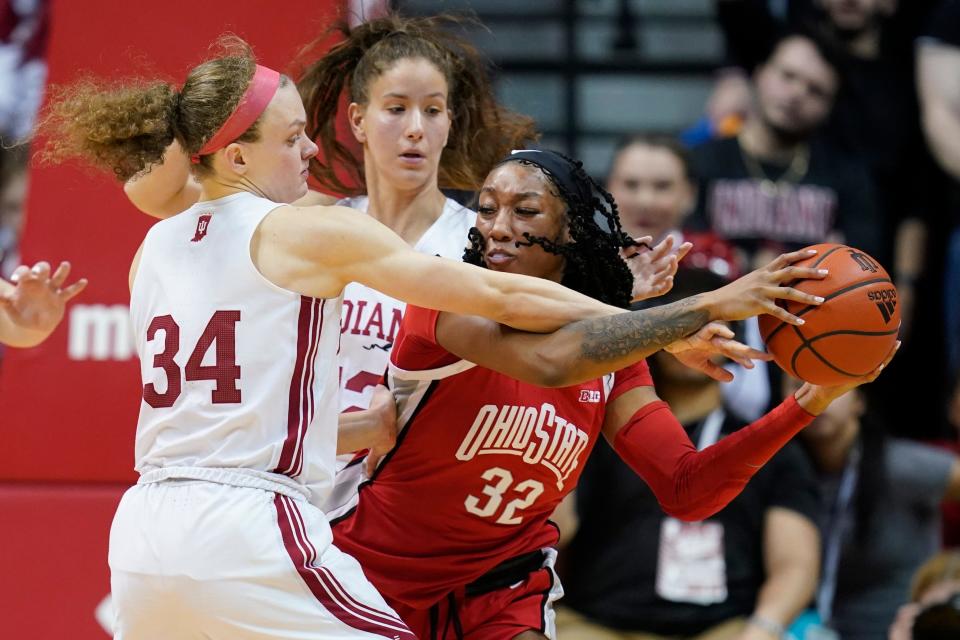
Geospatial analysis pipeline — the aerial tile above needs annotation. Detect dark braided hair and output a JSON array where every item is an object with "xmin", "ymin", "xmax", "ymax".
[{"xmin": 464, "ymin": 151, "xmax": 639, "ymax": 309}]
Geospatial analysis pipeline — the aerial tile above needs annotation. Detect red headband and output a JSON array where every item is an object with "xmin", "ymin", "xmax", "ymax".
[{"xmin": 190, "ymin": 64, "xmax": 281, "ymax": 164}]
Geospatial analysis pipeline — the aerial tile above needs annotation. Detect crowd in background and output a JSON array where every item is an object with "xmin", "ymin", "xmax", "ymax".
[
  {"xmin": 550, "ymin": 3, "xmax": 960, "ymax": 638},
  {"xmin": 2, "ymin": 0, "xmax": 960, "ymax": 638}
]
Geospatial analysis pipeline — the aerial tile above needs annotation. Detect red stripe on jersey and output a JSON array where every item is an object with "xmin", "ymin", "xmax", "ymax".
[
  {"xmin": 274, "ymin": 495, "xmax": 414, "ymax": 638},
  {"xmin": 287, "ymin": 487, "xmax": 404, "ymax": 631},
  {"xmin": 276, "ymin": 297, "xmax": 317, "ymax": 476},
  {"xmin": 292, "ymin": 298, "xmax": 324, "ymax": 477}
]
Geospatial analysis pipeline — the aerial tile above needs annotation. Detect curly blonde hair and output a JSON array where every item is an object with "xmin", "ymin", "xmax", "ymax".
[{"xmin": 41, "ymin": 36, "xmax": 275, "ymax": 181}]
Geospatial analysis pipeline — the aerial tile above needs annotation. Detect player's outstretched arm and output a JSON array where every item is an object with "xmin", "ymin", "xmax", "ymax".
[
  {"xmin": 600, "ymin": 343, "xmax": 899, "ymax": 522},
  {"xmin": 0, "ymin": 261, "xmax": 88, "ymax": 348},
  {"xmin": 260, "ymin": 204, "xmax": 628, "ymax": 332},
  {"xmin": 431, "ymin": 250, "xmax": 826, "ymax": 387}
]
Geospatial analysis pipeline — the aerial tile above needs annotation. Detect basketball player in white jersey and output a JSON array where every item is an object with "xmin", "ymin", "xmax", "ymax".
[
  {"xmin": 45, "ymin": 36, "xmax": 821, "ymax": 638},
  {"xmin": 122, "ymin": 17, "xmax": 685, "ymax": 463},
  {"xmin": 0, "ymin": 260, "xmax": 86, "ymax": 347}
]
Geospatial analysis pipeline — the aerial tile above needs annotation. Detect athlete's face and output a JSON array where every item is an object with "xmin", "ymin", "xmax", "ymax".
[
  {"xmin": 229, "ymin": 82, "xmax": 318, "ymax": 203},
  {"xmin": 349, "ymin": 57, "xmax": 451, "ymax": 193},
  {"xmin": 755, "ymin": 37, "xmax": 838, "ymax": 139},
  {"xmin": 475, "ymin": 162, "xmax": 568, "ymax": 282},
  {"xmin": 607, "ymin": 143, "xmax": 694, "ymax": 243}
]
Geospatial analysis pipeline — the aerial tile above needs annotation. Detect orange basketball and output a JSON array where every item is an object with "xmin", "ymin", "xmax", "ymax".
[{"xmin": 758, "ymin": 243, "xmax": 900, "ymax": 386}]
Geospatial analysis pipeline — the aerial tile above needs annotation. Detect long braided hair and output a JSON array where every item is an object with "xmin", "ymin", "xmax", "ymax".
[{"xmin": 464, "ymin": 150, "xmax": 639, "ymax": 309}]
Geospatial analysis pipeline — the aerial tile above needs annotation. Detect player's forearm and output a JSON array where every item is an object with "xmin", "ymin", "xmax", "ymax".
[
  {"xmin": 613, "ymin": 397, "xmax": 814, "ymax": 521},
  {"xmin": 336, "ymin": 408, "xmax": 384, "ymax": 455},
  {"xmin": 484, "ymin": 270, "xmax": 624, "ymax": 333},
  {"xmin": 534, "ymin": 294, "xmax": 712, "ymax": 386}
]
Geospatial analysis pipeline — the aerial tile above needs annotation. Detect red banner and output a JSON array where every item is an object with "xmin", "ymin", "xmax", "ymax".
[
  {"xmin": 0, "ymin": 0, "xmax": 343, "ymax": 483},
  {"xmin": 0, "ymin": 1, "xmax": 342, "ymax": 637}
]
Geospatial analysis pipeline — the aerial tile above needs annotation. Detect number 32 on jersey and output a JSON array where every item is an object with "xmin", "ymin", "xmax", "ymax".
[{"xmin": 464, "ymin": 466, "xmax": 544, "ymax": 526}]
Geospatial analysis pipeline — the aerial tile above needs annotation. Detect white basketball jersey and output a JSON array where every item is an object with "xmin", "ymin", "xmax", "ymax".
[
  {"xmin": 130, "ymin": 192, "xmax": 342, "ymax": 500},
  {"xmin": 336, "ymin": 196, "xmax": 474, "ymax": 412}
]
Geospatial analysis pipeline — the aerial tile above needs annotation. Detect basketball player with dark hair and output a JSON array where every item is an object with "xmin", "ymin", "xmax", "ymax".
[{"xmin": 326, "ymin": 150, "xmax": 897, "ymax": 640}]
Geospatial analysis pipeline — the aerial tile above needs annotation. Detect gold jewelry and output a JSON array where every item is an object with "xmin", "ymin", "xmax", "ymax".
[{"xmin": 737, "ymin": 134, "xmax": 809, "ymax": 197}]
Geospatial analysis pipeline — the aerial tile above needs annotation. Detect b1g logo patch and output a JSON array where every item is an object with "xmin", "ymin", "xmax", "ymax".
[
  {"xmin": 191, "ymin": 213, "xmax": 213, "ymax": 242},
  {"xmin": 579, "ymin": 389, "xmax": 601, "ymax": 403}
]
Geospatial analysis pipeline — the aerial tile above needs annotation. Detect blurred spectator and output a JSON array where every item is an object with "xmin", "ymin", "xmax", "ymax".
[
  {"xmin": 810, "ymin": 0, "xmax": 943, "ymax": 345},
  {"xmin": 607, "ymin": 137, "xmax": 772, "ymax": 419},
  {"xmin": 889, "ymin": 551, "xmax": 960, "ymax": 640},
  {"xmin": 709, "ymin": 1, "xmax": 934, "ymax": 128},
  {"xmin": 784, "ymin": 377, "xmax": 960, "ymax": 639},
  {"xmin": 916, "ymin": 0, "xmax": 960, "ymax": 554},
  {"xmin": 607, "ymin": 135, "xmax": 695, "ymax": 246},
  {"xmin": 707, "ymin": 0, "xmax": 818, "ymax": 129},
  {"xmin": 688, "ymin": 32, "xmax": 881, "ymax": 273},
  {"xmin": 916, "ymin": 0, "xmax": 960, "ymax": 380},
  {"xmin": 0, "ymin": 145, "xmax": 28, "ymax": 279},
  {"xmin": 711, "ymin": 1, "xmax": 941, "ymax": 342},
  {"xmin": 556, "ymin": 266, "xmax": 821, "ymax": 640},
  {"xmin": 0, "ymin": 0, "xmax": 49, "ymax": 143}
]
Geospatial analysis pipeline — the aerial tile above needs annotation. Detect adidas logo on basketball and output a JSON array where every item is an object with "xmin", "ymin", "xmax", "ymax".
[{"xmin": 867, "ymin": 288, "xmax": 898, "ymax": 324}]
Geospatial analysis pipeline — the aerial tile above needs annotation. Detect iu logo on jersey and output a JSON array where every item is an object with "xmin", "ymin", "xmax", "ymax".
[
  {"xmin": 847, "ymin": 249, "xmax": 879, "ymax": 273},
  {"xmin": 191, "ymin": 213, "xmax": 213, "ymax": 242},
  {"xmin": 579, "ymin": 389, "xmax": 601, "ymax": 403}
]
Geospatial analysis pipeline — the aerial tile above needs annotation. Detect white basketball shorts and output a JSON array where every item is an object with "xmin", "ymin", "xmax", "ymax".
[{"xmin": 109, "ymin": 474, "xmax": 414, "ymax": 639}]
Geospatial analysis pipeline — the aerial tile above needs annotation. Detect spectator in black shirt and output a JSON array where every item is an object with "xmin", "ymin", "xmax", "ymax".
[
  {"xmin": 917, "ymin": 0, "xmax": 960, "ymax": 381},
  {"xmin": 556, "ymin": 261, "xmax": 821, "ymax": 640},
  {"xmin": 689, "ymin": 33, "xmax": 880, "ymax": 271}
]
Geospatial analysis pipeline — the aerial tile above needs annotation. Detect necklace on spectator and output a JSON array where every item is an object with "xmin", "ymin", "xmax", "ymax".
[{"xmin": 737, "ymin": 134, "xmax": 810, "ymax": 198}]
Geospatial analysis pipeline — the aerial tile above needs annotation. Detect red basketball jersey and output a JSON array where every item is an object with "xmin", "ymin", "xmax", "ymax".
[{"xmin": 330, "ymin": 305, "xmax": 652, "ymax": 610}]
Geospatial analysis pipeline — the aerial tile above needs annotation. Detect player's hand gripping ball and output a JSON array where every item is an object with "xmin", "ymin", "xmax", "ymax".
[{"xmin": 758, "ymin": 243, "xmax": 900, "ymax": 385}]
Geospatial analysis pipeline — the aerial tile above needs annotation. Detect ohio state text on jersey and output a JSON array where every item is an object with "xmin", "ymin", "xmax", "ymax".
[{"xmin": 329, "ymin": 305, "xmax": 652, "ymax": 609}]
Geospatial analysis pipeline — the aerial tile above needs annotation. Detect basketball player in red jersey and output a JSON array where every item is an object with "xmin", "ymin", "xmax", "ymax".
[
  {"xmin": 0, "ymin": 260, "xmax": 86, "ymax": 347},
  {"xmin": 327, "ymin": 150, "xmax": 898, "ymax": 640},
  {"xmin": 43, "ymin": 34, "xmax": 829, "ymax": 637},
  {"xmin": 121, "ymin": 14, "xmax": 686, "ymax": 454}
]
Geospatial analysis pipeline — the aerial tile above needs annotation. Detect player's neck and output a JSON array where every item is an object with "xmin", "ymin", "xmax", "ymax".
[
  {"xmin": 364, "ymin": 177, "xmax": 447, "ymax": 246},
  {"xmin": 658, "ymin": 380, "xmax": 722, "ymax": 425},
  {"xmin": 199, "ymin": 179, "xmax": 249, "ymax": 202},
  {"xmin": 740, "ymin": 119, "xmax": 806, "ymax": 163}
]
